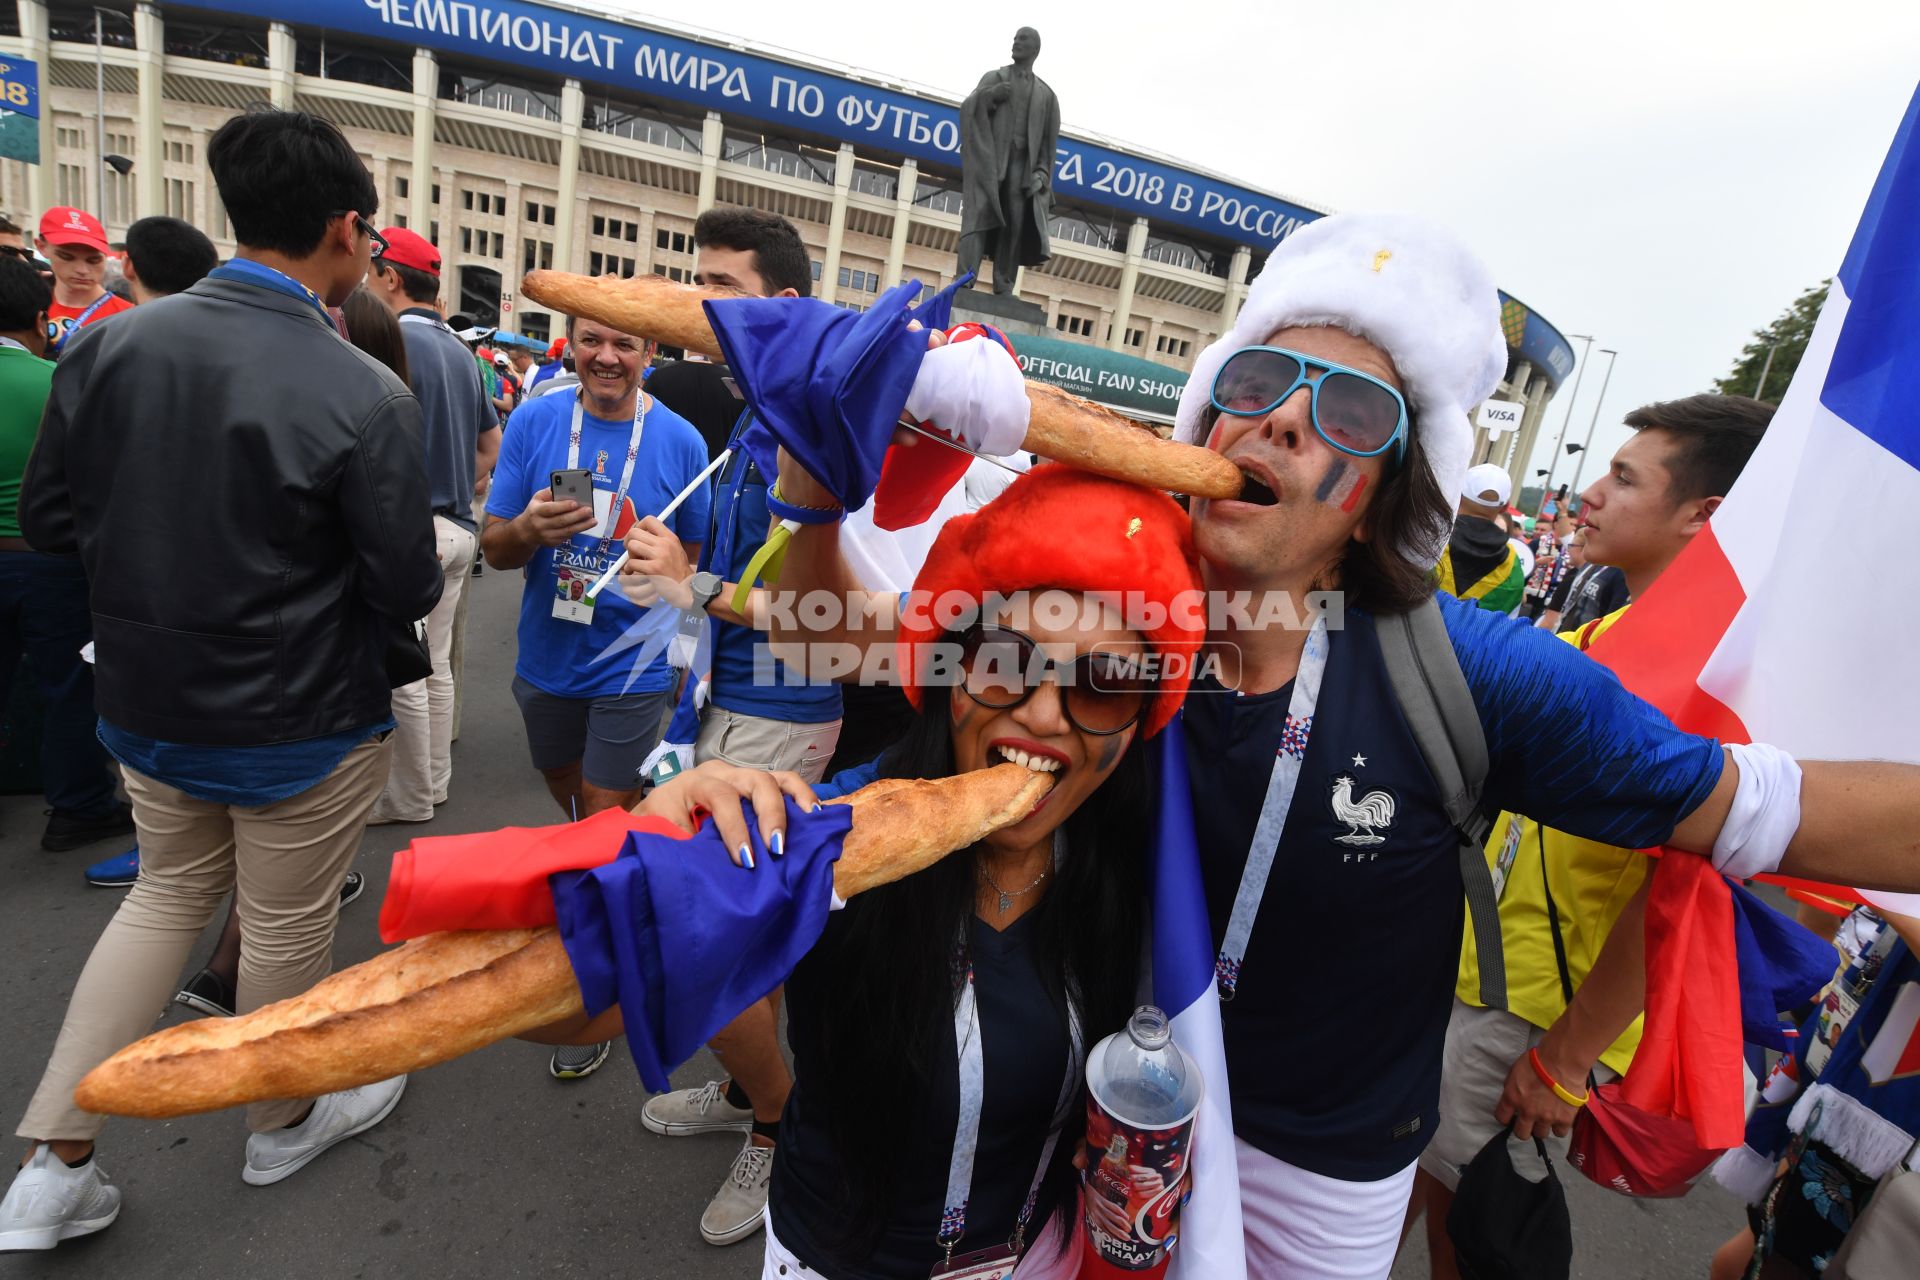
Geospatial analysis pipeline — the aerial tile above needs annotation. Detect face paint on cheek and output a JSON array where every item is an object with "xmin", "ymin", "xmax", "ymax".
[
  {"xmin": 1094, "ymin": 733, "xmax": 1125, "ymax": 774},
  {"xmin": 1313, "ymin": 458, "xmax": 1369, "ymax": 513}
]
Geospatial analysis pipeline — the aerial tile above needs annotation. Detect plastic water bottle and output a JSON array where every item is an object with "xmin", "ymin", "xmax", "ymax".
[{"xmin": 1082, "ymin": 1005, "xmax": 1203, "ymax": 1277}]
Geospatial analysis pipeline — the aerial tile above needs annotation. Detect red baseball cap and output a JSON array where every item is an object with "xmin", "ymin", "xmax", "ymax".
[
  {"xmin": 378, "ymin": 226, "xmax": 441, "ymax": 276},
  {"xmin": 39, "ymin": 207, "xmax": 110, "ymax": 254},
  {"xmin": 546, "ymin": 337, "xmax": 568, "ymax": 359}
]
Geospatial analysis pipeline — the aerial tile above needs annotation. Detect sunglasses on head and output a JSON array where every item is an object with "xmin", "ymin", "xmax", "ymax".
[
  {"xmin": 957, "ymin": 625, "xmax": 1155, "ymax": 737},
  {"xmin": 1210, "ymin": 346, "xmax": 1409, "ymax": 464},
  {"xmin": 0, "ymin": 244, "xmax": 31, "ymax": 261}
]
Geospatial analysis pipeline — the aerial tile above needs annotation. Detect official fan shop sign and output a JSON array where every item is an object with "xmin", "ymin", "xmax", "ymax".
[
  {"xmin": 0, "ymin": 56, "xmax": 38, "ymax": 165},
  {"xmin": 183, "ymin": 0, "xmax": 1322, "ymax": 249},
  {"xmin": 1475, "ymin": 399, "xmax": 1525, "ymax": 436}
]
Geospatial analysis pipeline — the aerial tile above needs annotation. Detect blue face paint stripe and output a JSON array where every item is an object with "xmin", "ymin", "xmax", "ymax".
[{"xmin": 1315, "ymin": 460, "xmax": 1351, "ymax": 504}]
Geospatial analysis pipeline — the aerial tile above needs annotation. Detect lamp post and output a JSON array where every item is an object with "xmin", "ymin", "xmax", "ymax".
[
  {"xmin": 91, "ymin": 7, "xmax": 132, "ymax": 226},
  {"xmin": 1752, "ymin": 340, "xmax": 1780, "ymax": 401},
  {"xmin": 1567, "ymin": 348, "xmax": 1620, "ymax": 494},
  {"xmin": 1539, "ymin": 333, "xmax": 1594, "ymax": 498}
]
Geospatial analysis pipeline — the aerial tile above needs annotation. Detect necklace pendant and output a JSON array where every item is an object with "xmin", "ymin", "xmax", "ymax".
[{"xmin": 998, "ymin": 891, "xmax": 1013, "ymax": 913}]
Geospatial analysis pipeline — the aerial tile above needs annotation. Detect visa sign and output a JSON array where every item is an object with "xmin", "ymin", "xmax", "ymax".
[{"xmin": 1474, "ymin": 399, "xmax": 1525, "ymax": 435}]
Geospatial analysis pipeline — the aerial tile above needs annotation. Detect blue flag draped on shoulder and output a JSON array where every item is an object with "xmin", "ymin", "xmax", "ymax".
[{"xmin": 1151, "ymin": 715, "xmax": 1248, "ymax": 1280}]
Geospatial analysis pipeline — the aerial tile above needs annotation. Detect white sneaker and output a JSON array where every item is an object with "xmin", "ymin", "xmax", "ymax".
[
  {"xmin": 0, "ymin": 1146, "xmax": 121, "ymax": 1252},
  {"xmin": 242, "ymin": 1075, "xmax": 407, "ymax": 1187},
  {"xmin": 699, "ymin": 1139, "xmax": 773, "ymax": 1246},
  {"xmin": 641, "ymin": 1079, "xmax": 754, "ymax": 1137}
]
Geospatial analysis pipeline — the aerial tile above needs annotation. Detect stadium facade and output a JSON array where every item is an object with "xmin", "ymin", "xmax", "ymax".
[{"xmin": 2, "ymin": 0, "xmax": 1574, "ymax": 475}]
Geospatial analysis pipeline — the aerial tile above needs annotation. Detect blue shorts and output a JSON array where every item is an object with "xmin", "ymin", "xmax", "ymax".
[{"xmin": 510, "ymin": 675, "xmax": 672, "ymax": 791}]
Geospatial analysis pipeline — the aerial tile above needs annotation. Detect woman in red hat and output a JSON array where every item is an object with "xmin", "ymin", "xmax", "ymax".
[{"xmin": 618, "ymin": 464, "xmax": 1205, "ymax": 1280}]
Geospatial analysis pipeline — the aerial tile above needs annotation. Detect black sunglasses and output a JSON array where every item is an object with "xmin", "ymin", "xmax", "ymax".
[
  {"xmin": 0, "ymin": 244, "xmax": 32, "ymax": 261},
  {"xmin": 332, "ymin": 211, "xmax": 389, "ymax": 260},
  {"xmin": 957, "ymin": 625, "xmax": 1155, "ymax": 737}
]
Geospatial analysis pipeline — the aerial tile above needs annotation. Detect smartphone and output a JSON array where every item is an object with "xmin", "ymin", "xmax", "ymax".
[{"xmin": 550, "ymin": 468, "xmax": 594, "ymax": 510}]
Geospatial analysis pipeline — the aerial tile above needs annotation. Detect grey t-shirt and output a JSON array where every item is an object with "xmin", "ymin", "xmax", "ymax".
[{"xmin": 397, "ymin": 309, "xmax": 492, "ymax": 528}]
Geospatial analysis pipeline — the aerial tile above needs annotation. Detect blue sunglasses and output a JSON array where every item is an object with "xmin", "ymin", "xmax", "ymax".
[{"xmin": 1209, "ymin": 346, "xmax": 1409, "ymax": 464}]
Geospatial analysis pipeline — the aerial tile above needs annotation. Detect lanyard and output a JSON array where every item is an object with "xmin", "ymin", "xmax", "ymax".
[
  {"xmin": 938, "ymin": 837, "xmax": 1083, "ymax": 1264},
  {"xmin": 208, "ymin": 260, "xmax": 330, "ymax": 321},
  {"xmin": 568, "ymin": 391, "xmax": 647, "ymax": 560},
  {"xmin": 46, "ymin": 293, "xmax": 115, "ymax": 356},
  {"xmin": 397, "ymin": 311, "xmax": 453, "ymax": 334},
  {"xmin": 1214, "ymin": 614, "xmax": 1331, "ymax": 1000}
]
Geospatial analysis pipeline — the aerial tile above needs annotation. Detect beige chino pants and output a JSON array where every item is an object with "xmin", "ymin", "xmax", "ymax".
[
  {"xmin": 373, "ymin": 515, "xmax": 476, "ymax": 819},
  {"xmin": 16, "ymin": 734, "xmax": 391, "ymax": 1141}
]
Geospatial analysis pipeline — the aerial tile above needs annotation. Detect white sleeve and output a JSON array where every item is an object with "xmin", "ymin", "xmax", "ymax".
[
  {"xmin": 904, "ymin": 338, "xmax": 1030, "ymax": 457},
  {"xmin": 1710, "ymin": 742, "xmax": 1803, "ymax": 880}
]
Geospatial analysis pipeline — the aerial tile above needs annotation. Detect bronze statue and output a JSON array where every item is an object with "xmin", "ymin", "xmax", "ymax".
[{"xmin": 956, "ymin": 27, "xmax": 1061, "ymax": 296}]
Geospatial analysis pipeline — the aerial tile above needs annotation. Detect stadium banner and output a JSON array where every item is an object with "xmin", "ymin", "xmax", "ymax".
[{"xmin": 176, "ymin": 0, "xmax": 1323, "ymax": 247}]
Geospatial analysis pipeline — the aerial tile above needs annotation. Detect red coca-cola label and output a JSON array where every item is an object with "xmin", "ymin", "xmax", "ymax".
[{"xmin": 1081, "ymin": 1099, "xmax": 1193, "ymax": 1273}]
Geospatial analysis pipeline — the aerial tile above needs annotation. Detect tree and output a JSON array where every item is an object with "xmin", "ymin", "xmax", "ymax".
[{"xmin": 1713, "ymin": 281, "xmax": 1830, "ymax": 402}]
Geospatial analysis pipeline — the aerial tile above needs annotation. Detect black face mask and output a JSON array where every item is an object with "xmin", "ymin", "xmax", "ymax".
[{"xmin": 1446, "ymin": 1124, "xmax": 1573, "ymax": 1280}]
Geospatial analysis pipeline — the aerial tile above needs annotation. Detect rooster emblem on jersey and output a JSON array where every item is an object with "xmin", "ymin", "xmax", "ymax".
[{"xmin": 1330, "ymin": 775, "xmax": 1394, "ymax": 846}]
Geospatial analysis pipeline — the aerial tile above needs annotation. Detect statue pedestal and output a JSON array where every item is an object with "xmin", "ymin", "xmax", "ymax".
[{"xmin": 950, "ymin": 289, "xmax": 1048, "ymax": 339}]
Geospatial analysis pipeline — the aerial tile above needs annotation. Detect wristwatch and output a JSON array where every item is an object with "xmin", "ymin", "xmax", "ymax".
[{"xmin": 686, "ymin": 570, "xmax": 724, "ymax": 614}]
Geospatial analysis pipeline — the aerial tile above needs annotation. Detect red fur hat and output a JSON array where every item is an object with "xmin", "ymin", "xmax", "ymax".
[{"xmin": 898, "ymin": 464, "xmax": 1204, "ymax": 738}]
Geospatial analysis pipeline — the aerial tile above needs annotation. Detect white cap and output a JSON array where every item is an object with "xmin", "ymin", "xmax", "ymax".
[
  {"xmin": 1176, "ymin": 212, "xmax": 1509, "ymax": 566},
  {"xmin": 1461, "ymin": 463, "xmax": 1512, "ymax": 510}
]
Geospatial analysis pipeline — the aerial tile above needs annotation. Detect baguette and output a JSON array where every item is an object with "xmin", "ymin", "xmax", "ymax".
[
  {"xmin": 518, "ymin": 269, "xmax": 1242, "ymax": 499},
  {"xmin": 73, "ymin": 764, "xmax": 1052, "ymax": 1119}
]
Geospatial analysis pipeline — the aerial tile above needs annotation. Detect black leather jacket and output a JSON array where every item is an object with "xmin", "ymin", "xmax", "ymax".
[{"xmin": 21, "ymin": 275, "xmax": 443, "ymax": 746}]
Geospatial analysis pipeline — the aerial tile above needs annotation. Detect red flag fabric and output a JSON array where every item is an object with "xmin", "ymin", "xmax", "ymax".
[{"xmin": 378, "ymin": 807, "xmax": 688, "ymax": 942}]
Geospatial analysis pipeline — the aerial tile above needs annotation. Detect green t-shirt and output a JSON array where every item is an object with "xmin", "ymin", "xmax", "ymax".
[{"xmin": 0, "ymin": 345, "xmax": 55, "ymax": 540}]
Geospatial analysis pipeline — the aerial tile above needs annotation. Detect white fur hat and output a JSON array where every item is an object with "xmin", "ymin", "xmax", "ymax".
[{"xmin": 1176, "ymin": 212, "xmax": 1509, "ymax": 564}]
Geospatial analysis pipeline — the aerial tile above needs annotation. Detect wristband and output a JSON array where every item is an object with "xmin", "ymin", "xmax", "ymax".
[
  {"xmin": 766, "ymin": 481, "xmax": 844, "ymax": 526},
  {"xmin": 1528, "ymin": 1046, "xmax": 1588, "ymax": 1108}
]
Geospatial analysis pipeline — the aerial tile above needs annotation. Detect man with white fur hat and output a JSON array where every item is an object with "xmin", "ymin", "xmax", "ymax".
[
  {"xmin": 1168, "ymin": 211, "xmax": 1920, "ymax": 1276},
  {"xmin": 1436, "ymin": 461, "xmax": 1528, "ymax": 614},
  {"xmin": 759, "ymin": 209, "xmax": 1920, "ymax": 1278}
]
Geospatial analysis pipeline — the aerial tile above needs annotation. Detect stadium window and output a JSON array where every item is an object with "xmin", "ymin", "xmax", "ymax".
[
  {"xmin": 1126, "ymin": 329, "xmax": 1143, "ymax": 347},
  {"xmin": 462, "ymin": 190, "xmax": 474, "ymax": 211},
  {"xmin": 431, "ymin": 184, "xmax": 441, "ymax": 205},
  {"xmin": 395, "ymin": 212, "xmax": 407, "ymax": 229},
  {"xmin": 593, "ymin": 216, "xmax": 606, "ymax": 237},
  {"xmin": 495, "ymin": 232, "xmax": 506, "ymax": 259},
  {"xmin": 625, "ymin": 224, "xmax": 638, "ymax": 243},
  {"xmin": 655, "ymin": 228, "xmax": 669, "ymax": 250},
  {"xmin": 460, "ymin": 227, "xmax": 473, "ymax": 253},
  {"xmin": 521, "ymin": 314, "xmax": 551, "ymax": 343},
  {"xmin": 397, "ymin": 176, "xmax": 410, "ymax": 199},
  {"xmin": 623, "ymin": 257, "xmax": 637, "ymax": 275},
  {"xmin": 590, "ymin": 252, "xmax": 604, "ymax": 275},
  {"xmin": 837, "ymin": 266, "xmax": 851, "ymax": 289},
  {"xmin": 810, "ymin": 261, "xmax": 822, "ymax": 281},
  {"xmin": 429, "ymin": 221, "xmax": 440, "ymax": 243},
  {"xmin": 672, "ymin": 232, "xmax": 687, "ymax": 252},
  {"xmin": 652, "ymin": 264, "xmax": 666, "ymax": 276}
]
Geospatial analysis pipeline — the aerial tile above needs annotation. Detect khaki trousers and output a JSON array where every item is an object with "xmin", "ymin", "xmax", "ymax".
[
  {"xmin": 16, "ymin": 734, "xmax": 392, "ymax": 1141},
  {"xmin": 373, "ymin": 515, "xmax": 475, "ymax": 819}
]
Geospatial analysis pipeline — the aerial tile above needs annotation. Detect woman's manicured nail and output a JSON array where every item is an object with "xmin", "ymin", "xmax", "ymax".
[
  {"xmin": 812, "ymin": 802, "xmax": 824, "ymax": 813},
  {"xmin": 770, "ymin": 831, "xmax": 784, "ymax": 858},
  {"xmin": 740, "ymin": 844, "xmax": 755, "ymax": 870}
]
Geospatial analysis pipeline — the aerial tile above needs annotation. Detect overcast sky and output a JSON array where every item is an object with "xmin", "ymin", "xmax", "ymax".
[{"xmin": 614, "ymin": 0, "xmax": 1918, "ymax": 486}]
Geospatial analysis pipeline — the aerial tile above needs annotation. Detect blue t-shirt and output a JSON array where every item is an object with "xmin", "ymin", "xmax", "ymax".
[
  {"xmin": 488, "ymin": 391, "xmax": 711, "ymax": 699},
  {"xmin": 1184, "ymin": 592, "xmax": 1723, "ymax": 1181},
  {"xmin": 703, "ymin": 416, "xmax": 842, "ymax": 723},
  {"xmin": 99, "ymin": 717, "xmax": 393, "ymax": 807}
]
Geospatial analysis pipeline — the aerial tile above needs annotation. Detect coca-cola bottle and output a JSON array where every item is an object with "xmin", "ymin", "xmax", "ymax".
[{"xmin": 1082, "ymin": 1006, "xmax": 1203, "ymax": 1278}]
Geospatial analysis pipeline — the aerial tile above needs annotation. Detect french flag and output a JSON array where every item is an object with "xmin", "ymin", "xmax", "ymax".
[
  {"xmin": 1152, "ymin": 716, "xmax": 1248, "ymax": 1280},
  {"xmin": 1584, "ymin": 83, "xmax": 1920, "ymax": 1147}
]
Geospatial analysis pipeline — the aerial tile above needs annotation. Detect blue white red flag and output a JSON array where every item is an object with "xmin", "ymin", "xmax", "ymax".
[
  {"xmin": 1586, "ymin": 83, "xmax": 1920, "ymax": 1147},
  {"xmin": 1151, "ymin": 716, "xmax": 1247, "ymax": 1280}
]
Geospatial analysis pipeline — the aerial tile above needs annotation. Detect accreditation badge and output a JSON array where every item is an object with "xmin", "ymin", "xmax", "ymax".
[
  {"xmin": 552, "ymin": 566, "xmax": 597, "ymax": 625},
  {"xmin": 1490, "ymin": 811, "xmax": 1526, "ymax": 901},
  {"xmin": 928, "ymin": 1245, "xmax": 1019, "ymax": 1280}
]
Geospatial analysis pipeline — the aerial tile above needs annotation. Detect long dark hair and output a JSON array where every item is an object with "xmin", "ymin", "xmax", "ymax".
[
  {"xmin": 798, "ymin": 686, "xmax": 1153, "ymax": 1261},
  {"xmin": 340, "ymin": 287, "xmax": 410, "ymax": 388}
]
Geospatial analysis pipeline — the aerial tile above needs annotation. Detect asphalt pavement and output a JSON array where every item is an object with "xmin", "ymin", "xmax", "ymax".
[{"xmin": 2, "ymin": 568, "xmax": 1747, "ymax": 1278}]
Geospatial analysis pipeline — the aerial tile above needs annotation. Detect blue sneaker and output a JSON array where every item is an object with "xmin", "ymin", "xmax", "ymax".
[{"xmin": 84, "ymin": 848, "xmax": 139, "ymax": 888}]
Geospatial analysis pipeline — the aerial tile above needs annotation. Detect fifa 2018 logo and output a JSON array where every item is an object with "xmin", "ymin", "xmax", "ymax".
[{"xmin": 594, "ymin": 449, "xmax": 608, "ymax": 476}]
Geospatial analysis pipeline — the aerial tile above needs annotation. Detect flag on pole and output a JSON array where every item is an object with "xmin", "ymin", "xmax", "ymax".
[
  {"xmin": 1585, "ymin": 82, "xmax": 1920, "ymax": 1148},
  {"xmin": 1152, "ymin": 717, "xmax": 1247, "ymax": 1280}
]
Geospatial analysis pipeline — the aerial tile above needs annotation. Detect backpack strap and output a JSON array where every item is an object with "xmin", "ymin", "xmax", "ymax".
[{"xmin": 1379, "ymin": 598, "xmax": 1505, "ymax": 1010}]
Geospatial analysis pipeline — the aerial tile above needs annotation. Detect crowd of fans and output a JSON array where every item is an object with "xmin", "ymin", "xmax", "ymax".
[{"xmin": 1, "ymin": 104, "xmax": 1916, "ymax": 1280}]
